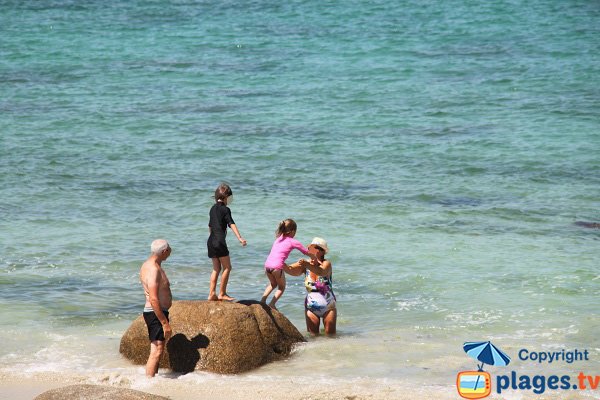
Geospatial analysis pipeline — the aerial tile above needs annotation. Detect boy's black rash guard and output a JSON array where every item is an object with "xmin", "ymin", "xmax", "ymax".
[{"xmin": 207, "ymin": 202, "xmax": 235, "ymax": 258}]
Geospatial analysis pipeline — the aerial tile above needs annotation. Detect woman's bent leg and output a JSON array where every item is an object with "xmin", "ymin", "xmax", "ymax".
[
  {"xmin": 305, "ymin": 309, "xmax": 320, "ymax": 335},
  {"xmin": 323, "ymin": 308, "xmax": 337, "ymax": 336}
]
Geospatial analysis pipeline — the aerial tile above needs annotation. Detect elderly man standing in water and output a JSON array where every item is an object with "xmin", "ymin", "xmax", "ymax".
[{"xmin": 140, "ymin": 239, "xmax": 173, "ymax": 377}]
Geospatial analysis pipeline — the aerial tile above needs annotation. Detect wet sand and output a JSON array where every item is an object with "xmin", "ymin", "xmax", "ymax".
[
  {"xmin": 2, "ymin": 370, "xmax": 595, "ymax": 400},
  {"xmin": 1, "ymin": 370, "xmax": 453, "ymax": 400}
]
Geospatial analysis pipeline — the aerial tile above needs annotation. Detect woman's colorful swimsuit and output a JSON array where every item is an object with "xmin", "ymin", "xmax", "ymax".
[{"xmin": 304, "ymin": 269, "xmax": 336, "ymax": 318}]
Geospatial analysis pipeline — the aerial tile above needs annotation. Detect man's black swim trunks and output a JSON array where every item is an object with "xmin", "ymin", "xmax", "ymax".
[{"xmin": 143, "ymin": 310, "xmax": 169, "ymax": 341}]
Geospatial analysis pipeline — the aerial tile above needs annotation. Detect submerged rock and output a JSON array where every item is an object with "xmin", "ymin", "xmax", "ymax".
[
  {"xmin": 34, "ymin": 384, "xmax": 169, "ymax": 400},
  {"xmin": 575, "ymin": 221, "xmax": 600, "ymax": 229},
  {"xmin": 120, "ymin": 300, "xmax": 305, "ymax": 374}
]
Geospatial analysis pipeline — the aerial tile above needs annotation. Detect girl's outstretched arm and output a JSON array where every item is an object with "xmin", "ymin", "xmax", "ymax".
[
  {"xmin": 290, "ymin": 238, "xmax": 310, "ymax": 255},
  {"xmin": 229, "ymin": 224, "xmax": 247, "ymax": 246}
]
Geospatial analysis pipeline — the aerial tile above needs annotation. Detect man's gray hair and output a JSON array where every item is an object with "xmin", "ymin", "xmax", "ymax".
[{"xmin": 150, "ymin": 239, "xmax": 170, "ymax": 255}]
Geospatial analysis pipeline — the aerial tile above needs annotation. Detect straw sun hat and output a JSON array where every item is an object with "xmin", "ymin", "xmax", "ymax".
[{"xmin": 308, "ymin": 237, "xmax": 329, "ymax": 254}]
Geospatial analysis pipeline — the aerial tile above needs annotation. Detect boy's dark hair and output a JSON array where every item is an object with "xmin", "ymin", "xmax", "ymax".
[{"xmin": 214, "ymin": 183, "xmax": 232, "ymax": 202}]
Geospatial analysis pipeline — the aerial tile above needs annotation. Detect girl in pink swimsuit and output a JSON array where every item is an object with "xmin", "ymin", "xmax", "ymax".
[{"xmin": 261, "ymin": 219, "xmax": 309, "ymax": 309}]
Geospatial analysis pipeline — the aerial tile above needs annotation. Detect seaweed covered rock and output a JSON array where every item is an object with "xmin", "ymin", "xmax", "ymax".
[{"xmin": 34, "ymin": 384, "xmax": 169, "ymax": 400}]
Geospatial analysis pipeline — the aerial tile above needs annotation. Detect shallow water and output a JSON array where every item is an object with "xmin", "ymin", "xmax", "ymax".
[{"xmin": 1, "ymin": 0, "xmax": 599, "ymax": 396}]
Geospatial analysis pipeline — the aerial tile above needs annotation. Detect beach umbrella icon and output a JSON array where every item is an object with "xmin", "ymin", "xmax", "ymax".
[
  {"xmin": 463, "ymin": 341, "xmax": 511, "ymax": 371},
  {"xmin": 462, "ymin": 341, "xmax": 511, "ymax": 396}
]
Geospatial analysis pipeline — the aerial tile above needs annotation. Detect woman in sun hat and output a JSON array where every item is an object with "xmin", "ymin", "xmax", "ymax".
[{"xmin": 286, "ymin": 237, "xmax": 336, "ymax": 336}]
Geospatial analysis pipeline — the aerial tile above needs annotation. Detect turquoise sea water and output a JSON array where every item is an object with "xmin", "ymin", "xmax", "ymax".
[{"xmin": 1, "ymin": 0, "xmax": 599, "ymax": 395}]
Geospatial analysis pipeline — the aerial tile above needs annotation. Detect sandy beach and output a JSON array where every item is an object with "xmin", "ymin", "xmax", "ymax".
[
  {"xmin": 1, "ymin": 370, "xmax": 452, "ymax": 400},
  {"xmin": 3, "ymin": 369, "xmax": 597, "ymax": 400}
]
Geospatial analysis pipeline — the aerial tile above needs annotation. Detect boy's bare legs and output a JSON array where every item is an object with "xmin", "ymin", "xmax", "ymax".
[
  {"xmin": 261, "ymin": 271, "xmax": 278, "ymax": 304},
  {"xmin": 208, "ymin": 258, "xmax": 221, "ymax": 301},
  {"xmin": 268, "ymin": 270, "xmax": 286, "ymax": 309},
  {"xmin": 218, "ymin": 256, "xmax": 235, "ymax": 301}
]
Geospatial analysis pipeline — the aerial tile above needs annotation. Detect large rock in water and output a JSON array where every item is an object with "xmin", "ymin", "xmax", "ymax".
[
  {"xmin": 34, "ymin": 384, "xmax": 169, "ymax": 400},
  {"xmin": 120, "ymin": 300, "xmax": 305, "ymax": 374}
]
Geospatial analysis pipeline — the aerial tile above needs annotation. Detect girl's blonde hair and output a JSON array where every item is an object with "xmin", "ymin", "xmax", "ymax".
[{"xmin": 276, "ymin": 219, "xmax": 297, "ymax": 237}]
